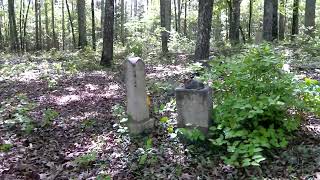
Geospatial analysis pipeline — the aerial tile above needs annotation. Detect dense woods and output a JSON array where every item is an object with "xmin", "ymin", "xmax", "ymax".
[{"xmin": 0, "ymin": 0, "xmax": 320, "ymax": 179}]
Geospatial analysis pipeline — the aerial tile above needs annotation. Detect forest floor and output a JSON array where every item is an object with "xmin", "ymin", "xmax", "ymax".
[{"xmin": 0, "ymin": 46, "xmax": 320, "ymax": 179}]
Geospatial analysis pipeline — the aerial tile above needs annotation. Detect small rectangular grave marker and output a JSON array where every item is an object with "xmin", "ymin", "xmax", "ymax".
[
  {"xmin": 125, "ymin": 57, "xmax": 154, "ymax": 134},
  {"xmin": 175, "ymin": 80, "xmax": 213, "ymax": 133}
]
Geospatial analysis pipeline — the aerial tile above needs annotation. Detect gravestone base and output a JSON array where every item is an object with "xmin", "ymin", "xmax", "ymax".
[
  {"xmin": 128, "ymin": 118, "xmax": 154, "ymax": 134},
  {"xmin": 175, "ymin": 84, "xmax": 213, "ymax": 133}
]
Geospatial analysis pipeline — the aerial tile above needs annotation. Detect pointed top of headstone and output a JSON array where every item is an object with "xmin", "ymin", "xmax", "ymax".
[{"xmin": 128, "ymin": 57, "xmax": 144, "ymax": 65}]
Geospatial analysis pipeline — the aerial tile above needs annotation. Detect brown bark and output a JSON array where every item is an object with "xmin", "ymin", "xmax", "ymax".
[{"xmin": 100, "ymin": 0, "xmax": 114, "ymax": 66}]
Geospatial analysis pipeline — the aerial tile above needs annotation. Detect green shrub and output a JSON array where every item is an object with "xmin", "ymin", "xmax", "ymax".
[
  {"xmin": 200, "ymin": 44, "xmax": 303, "ymax": 167},
  {"xmin": 299, "ymin": 78, "xmax": 320, "ymax": 116}
]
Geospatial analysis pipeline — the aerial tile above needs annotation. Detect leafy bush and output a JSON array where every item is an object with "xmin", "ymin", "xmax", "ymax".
[
  {"xmin": 200, "ymin": 45, "xmax": 303, "ymax": 167},
  {"xmin": 299, "ymin": 78, "xmax": 320, "ymax": 116},
  {"xmin": 75, "ymin": 152, "xmax": 98, "ymax": 168}
]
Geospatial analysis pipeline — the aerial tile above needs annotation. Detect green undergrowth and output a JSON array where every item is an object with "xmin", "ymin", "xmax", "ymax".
[{"xmin": 181, "ymin": 44, "xmax": 316, "ymax": 167}]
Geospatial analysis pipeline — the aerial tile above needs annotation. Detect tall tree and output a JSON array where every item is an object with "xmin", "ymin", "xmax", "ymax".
[
  {"xmin": 77, "ymin": 0, "xmax": 87, "ymax": 48},
  {"xmin": 304, "ymin": 0, "xmax": 316, "ymax": 37},
  {"xmin": 272, "ymin": 0, "xmax": 278, "ymax": 40},
  {"xmin": 228, "ymin": 0, "xmax": 241, "ymax": 44},
  {"xmin": 120, "ymin": 0, "xmax": 125, "ymax": 45},
  {"xmin": 134, "ymin": 0, "xmax": 137, "ymax": 16},
  {"xmin": 101, "ymin": 0, "xmax": 114, "ymax": 66},
  {"xmin": 91, "ymin": 0, "xmax": 96, "ymax": 50},
  {"xmin": 23, "ymin": 0, "xmax": 31, "ymax": 51},
  {"xmin": 66, "ymin": 0, "xmax": 76, "ymax": 48},
  {"xmin": 263, "ymin": 0, "xmax": 273, "ymax": 41},
  {"xmin": 44, "ymin": 0, "xmax": 50, "ymax": 50},
  {"xmin": 183, "ymin": 0, "xmax": 187, "ymax": 36},
  {"xmin": 35, "ymin": 0, "xmax": 40, "ymax": 50},
  {"xmin": 177, "ymin": 0, "xmax": 181, "ymax": 33},
  {"xmin": 279, "ymin": 0, "xmax": 285, "ymax": 40},
  {"xmin": 62, "ymin": 0, "xmax": 65, "ymax": 50},
  {"xmin": 248, "ymin": 0, "xmax": 252, "ymax": 40},
  {"xmin": 52, "ymin": 0, "xmax": 58, "ymax": 48},
  {"xmin": 8, "ymin": 0, "xmax": 19, "ymax": 51},
  {"xmin": 19, "ymin": 0, "xmax": 24, "ymax": 50},
  {"xmin": 160, "ymin": 0, "xmax": 171, "ymax": 53},
  {"xmin": 101, "ymin": 0, "xmax": 104, "ymax": 33},
  {"xmin": 194, "ymin": 0, "xmax": 214, "ymax": 60},
  {"xmin": 39, "ymin": 0, "xmax": 42, "ymax": 49},
  {"xmin": 291, "ymin": 0, "xmax": 299, "ymax": 40}
]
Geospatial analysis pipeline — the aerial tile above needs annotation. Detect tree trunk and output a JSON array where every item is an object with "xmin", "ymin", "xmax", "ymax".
[
  {"xmin": 39, "ymin": 1, "xmax": 42, "ymax": 50},
  {"xmin": 120, "ymin": 0, "xmax": 125, "ymax": 45},
  {"xmin": 91, "ymin": 0, "xmax": 96, "ymax": 50},
  {"xmin": 77, "ymin": 0, "xmax": 87, "ymax": 48},
  {"xmin": 272, "ymin": 0, "xmax": 278, "ymax": 40},
  {"xmin": 101, "ymin": 0, "xmax": 104, "ymax": 33},
  {"xmin": 23, "ymin": 0, "xmax": 31, "ymax": 51},
  {"xmin": 177, "ymin": 0, "xmax": 181, "ymax": 33},
  {"xmin": 52, "ymin": 0, "xmax": 58, "ymax": 48},
  {"xmin": 229, "ymin": 0, "xmax": 241, "ymax": 45},
  {"xmin": 8, "ymin": 0, "xmax": 19, "ymax": 51},
  {"xmin": 304, "ymin": 0, "xmax": 316, "ymax": 37},
  {"xmin": 291, "ymin": 0, "xmax": 299, "ymax": 40},
  {"xmin": 45, "ymin": 0, "xmax": 50, "ymax": 50},
  {"xmin": 194, "ymin": 0, "xmax": 214, "ymax": 60},
  {"xmin": 62, "ymin": 0, "xmax": 65, "ymax": 50},
  {"xmin": 66, "ymin": 0, "xmax": 76, "ymax": 49},
  {"xmin": 19, "ymin": 0, "xmax": 24, "ymax": 50},
  {"xmin": 134, "ymin": 0, "xmax": 137, "ymax": 16},
  {"xmin": 279, "ymin": 0, "xmax": 285, "ymax": 40},
  {"xmin": 174, "ymin": 0, "xmax": 178, "ymax": 31},
  {"xmin": 263, "ymin": 0, "xmax": 273, "ymax": 41},
  {"xmin": 35, "ymin": 0, "xmax": 40, "ymax": 50},
  {"xmin": 248, "ymin": 0, "xmax": 252, "ymax": 40},
  {"xmin": 101, "ymin": 0, "xmax": 114, "ymax": 66},
  {"xmin": 183, "ymin": 0, "xmax": 187, "ymax": 36},
  {"xmin": 160, "ymin": 0, "xmax": 171, "ymax": 53}
]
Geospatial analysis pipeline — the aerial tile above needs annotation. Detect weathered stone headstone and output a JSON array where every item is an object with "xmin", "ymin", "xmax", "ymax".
[
  {"xmin": 175, "ymin": 80, "xmax": 212, "ymax": 133},
  {"xmin": 255, "ymin": 31, "xmax": 263, "ymax": 44},
  {"xmin": 125, "ymin": 57, "xmax": 153, "ymax": 134}
]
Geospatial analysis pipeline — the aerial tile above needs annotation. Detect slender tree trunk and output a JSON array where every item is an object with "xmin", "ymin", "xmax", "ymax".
[
  {"xmin": 0, "ymin": 0, "xmax": 3, "ymax": 50},
  {"xmin": 19, "ymin": 0, "xmax": 24, "ymax": 50},
  {"xmin": 8, "ymin": 0, "xmax": 19, "ymax": 51},
  {"xmin": 177, "ymin": 0, "xmax": 181, "ymax": 33},
  {"xmin": 101, "ymin": 0, "xmax": 114, "ymax": 66},
  {"xmin": 35, "ymin": 0, "xmax": 40, "ymax": 50},
  {"xmin": 45, "ymin": 0, "xmax": 50, "ymax": 50},
  {"xmin": 134, "ymin": 0, "xmax": 137, "ymax": 16},
  {"xmin": 66, "ymin": 0, "xmax": 76, "ymax": 49},
  {"xmin": 279, "ymin": 0, "xmax": 285, "ymax": 40},
  {"xmin": 183, "ymin": 0, "xmax": 187, "ymax": 36},
  {"xmin": 101, "ymin": 0, "xmax": 104, "ymax": 34},
  {"xmin": 194, "ymin": 0, "xmax": 214, "ymax": 60},
  {"xmin": 248, "ymin": 0, "xmax": 252, "ymax": 40},
  {"xmin": 77, "ymin": 0, "xmax": 87, "ymax": 48},
  {"xmin": 23, "ymin": 0, "xmax": 31, "ymax": 51},
  {"xmin": 160, "ymin": 0, "xmax": 171, "ymax": 53},
  {"xmin": 91, "ymin": 0, "xmax": 96, "ymax": 50},
  {"xmin": 120, "ymin": 0, "xmax": 125, "ymax": 45},
  {"xmin": 62, "ymin": 0, "xmax": 65, "ymax": 50},
  {"xmin": 52, "ymin": 0, "xmax": 58, "ymax": 48},
  {"xmin": 39, "ymin": 1, "xmax": 42, "ymax": 50},
  {"xmin": 174, "ymin": 0, "xmax": 178, "ymax": 31},
  {"xmin": 272, "ymin": 0, "xmax": 278, "ymax": 40},
  {"xmin": 304, "ymin": 0, "xmax": 316, "ymax": 37},
  {"xmin": 291, "ymin": 0, "xmax": 299, "ymax": 40},
  {"xmin": 263, "ymin": 0, "xmax": 273, "ymax": 41},
  {"xmin": 228, "ymin": 0, "xmax": 241, "ymax": 45}
]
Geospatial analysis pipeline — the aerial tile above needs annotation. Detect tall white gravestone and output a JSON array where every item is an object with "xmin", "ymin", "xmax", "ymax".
[{"xmin": 125, "ymin": 57, "xmax": 153, "ymax": 134}]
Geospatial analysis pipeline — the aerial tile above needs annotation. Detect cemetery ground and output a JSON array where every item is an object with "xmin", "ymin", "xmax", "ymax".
[{"xmin": 0, "ymin": 46, "xmax": 320, "ymax": 179}]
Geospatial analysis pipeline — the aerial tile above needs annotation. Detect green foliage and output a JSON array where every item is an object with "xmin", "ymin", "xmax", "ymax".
[
  {"xmin": 178, "ymin": 128, "xmax": 206, "ymax": 142},
  {"xmin": 199, "ymin": 45, "xmax": 303, "ymax": 167},
  {"xmin": 0, "ymin": 144, "xmax": 13, "ymax": 152},
  {"xmin": 43, "ymin": 108, "xmax": 59, "ymax": 127},
  {"xmin": 299, "ymin": 78, "xmax": 320, "ymax": 116},
  {"xmin": 1, "ymin": 94, "xmax": 36, "ymax": 134},
  {"xmin": 75, "ymin": 152, "xmax": 98, "ymax": 168},
  {"xmin": 96, "ymin": 174, "xmax": 111, "ymax": 180}
]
